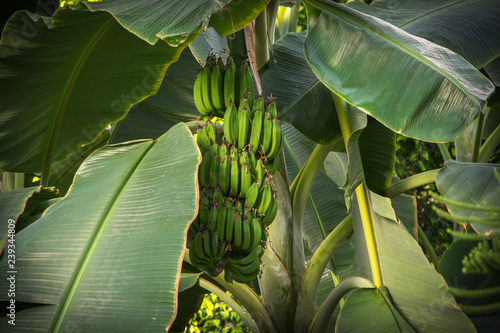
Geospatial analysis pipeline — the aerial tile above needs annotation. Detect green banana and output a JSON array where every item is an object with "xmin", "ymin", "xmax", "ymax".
[
  {"xmin": 245, "ymin": 180, "xmax": 261, "ymax": 209},
  {"xmin": 248, "ymin": 217, "xmax": 262, "ymax": 252},
  {"xmin": 239, "ymin": 149, "xmax": 251, "ymax": 198},
  {"xmin": 253, "ymin": 157, "xmax": 265, "ymax": 185},
  {"xmin": 256, "ymin": 178, "xmax": 272, "ymax": 216},
  {"xmin": 267, "ymin": 100, "xmax": 278, "ymax": 118},
  {"xmin": 240, "ymin": 217, "xmax": 252, "ymax": 252},
  {"xmin": 225, "ymin": 206, "xmax": 235, "ymax": 243},
  {"xmin": 262, "ymin": 196, "xmax": 278, "ymax": 227},
  {"xmin": 208, "ymin": 205, "xmax": 219, "ymax": 235},
  {"xmin": 232, "ymin": 212, "xmax": 243, "ymax": 248},
  {"xmin": 237, "ymin": 105, "xmax": 250, "ymax": 150},
  {"xmin": 261, "ymin": 111, "xmax": 273, "ymax": 157},
  {"xmin": 266, "ymin": 118, "xmax": 284, "ymax": 160},
  {"xmin": 217, "ymin": 206, "xmax": 227, "ymax": 240},
  {"xmin": 218, "ymin": 152, "xmax": 231, "ymax": 196},
  {"xmin": 208, "ymin": 144, "xmax": 219, "ymax": 188},
  {"xmin": 254, "ymin": 96, "xmax": 265, "ymax": 112},
  {"xmin": 189, "ymin": 233, "xmax": 212, "ymax": 271},
  {"xmin": 199, "ymin": 149, "xmax": 212, "ymax": 188},
  {"xmin": 196, "ymin": 125, "xmax": 210, "ymax": 153},
  {"xmin": 229, "ymin": 148, "xmax": 240, "ymax": 197},
  {"xmin": 199, "ymin": 196, "xmax": 210, "ymax": 226},
  {"xmin": 201, "ymin": 66, "xmax": 215, "ymax": 111},
  {"xmin": 203, "ymin": 231, "xmax": 214, "ymax": 260},
  {"xmin": 223, "ymin": 102, "xmax": 239, "ymax": 145},
  {"xmin": 224, "ymin": 57, "xmax": 238, "ymax": 107},
  {"xmin": 249, "ymin": 108, "xmax": 263, "ymax": 153},
  {"xmin": 193, "ymin": 70, "xmax": 211, "ymax": 115},
  {"xmin": 211, "ymin": 58, "xmax": 225, "ymax": 115},
  {"xmin": 239, "ymin": 61, "xmax": 255, "ymax": 110},
  {"xmin": 206, "ymin": 121, "xmax": 217, "ymax": 145},
  {"xmin": 265, "ymin": 155, "xmax": 280, "ymax": 175}
]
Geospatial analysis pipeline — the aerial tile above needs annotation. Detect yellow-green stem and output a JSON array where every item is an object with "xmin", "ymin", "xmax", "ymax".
[
  {"xmin": 333, "ymin": 92, "xmax": 382, "ymax": 287},
  {"xmin": 388, "ymin": 169, "xmax": 439, "ymax": 198}
]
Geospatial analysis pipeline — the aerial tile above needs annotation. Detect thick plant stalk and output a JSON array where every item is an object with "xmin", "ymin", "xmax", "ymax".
[
  {"xmin": 472, "ymin": 110, "xmax": 485, "ymax": 162},
  {"xmin": 198, "ymin": 278, "xmax": 259, "ymax": 333},
  {"xmin": 333, "ymin": 92, "xmax": 383, "ymax": 288},
  {"xmin": 266, "ymin": 0, "xmax": 280, "ymax": 45},
  {"xmin": 254, "ymin": 8, "xmax": 269, "ymax": 69},
  {"xmin": 437, "ymin": 142, "xmax": 452, "ymax": 161},
  {"xmin": 288, "ymin": 0, "xmax": 302, "ymax": 33},
  {"xmin": 308, "ymin": 277, "xmax": 374, "ymax": 333},
  {"xmin": 387, "ymin": 169, "xmax": 439, "ymax": 198},
  {"xmin": 478, "ymin": 123, "xmax": 500, "ymax": 163},
  {"xmin": 294, "ymin": 214, "xmax": 353, "ymax": 332},
  {"xmin": 418, "ymin": 224, "xmax": 440, "ymax": 269}
]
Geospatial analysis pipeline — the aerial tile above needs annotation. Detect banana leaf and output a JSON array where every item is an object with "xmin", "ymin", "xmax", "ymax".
[{"xmin": 0, "ymin": 123, "xmax": 200, "ymax": 331}]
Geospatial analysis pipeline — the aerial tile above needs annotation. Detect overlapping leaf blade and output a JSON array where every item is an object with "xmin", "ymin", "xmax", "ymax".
[
  {"xmin": 0, "ymin": 8, "xmax": 181, "ymax": 175},
  {"xmin": 260, "ymin": 32, "xmax": 341, "ymax": 144},
  {"xmin": 303, "ymin": 0, "xmax": 495, "ymax": 142},
  {"xmin": 0, "ymin": 124, "xmax": 200, "ymax": 331}
]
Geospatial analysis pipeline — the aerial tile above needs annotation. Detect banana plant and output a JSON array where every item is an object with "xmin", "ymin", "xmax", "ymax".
[{"xmin": 1, "ymin": 0, "xmax": 499, "ymax": 332}]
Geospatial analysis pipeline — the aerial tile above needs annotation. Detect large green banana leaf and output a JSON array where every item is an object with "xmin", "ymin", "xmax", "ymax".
[
  {"xmin": 260, "ymin": 32, "xmax": 341, "ymax": 144},
  {"xmin": 0, "ymin": 7, "xmax": 182, "ymax": 178},
  {"xmin": 347, "ymin": 0, "xmax": 500, "ymax": 69},
  {"xmin": 352, "ymin": 190, "xmax": 475, "ymax": 332},
  {"xmin": 435, "ymin": 160, "xmax": 500, "ymax": 235},
  {"xmin": 303, "ymin": 0, "xmax": 495, "ymax": 142},
  {"xmin": 111, "ymin": 48, "xmax": 200, "ymax": 144},
  {"xmin": 0, "ymin": 124, "xmax": 200, "ymax": 331}
]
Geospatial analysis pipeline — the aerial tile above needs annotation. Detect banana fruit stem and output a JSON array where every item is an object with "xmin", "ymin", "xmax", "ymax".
[{"xmin": 333, "ymin": 92, "xmax": 383, "ymax": 288}]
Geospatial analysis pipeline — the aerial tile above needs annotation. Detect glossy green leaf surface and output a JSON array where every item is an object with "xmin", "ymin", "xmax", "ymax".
[
  {"xmin": 111, "ymin": 48, "xmax": 200, "ymax": 144},
  {"xmin": 348, "ymin": 0, "xmax": 500, "ymax": 69},
  {"xmin": 0, "ymin": 124, "xmax": 200, "ymax": 331},
  {"xmin": 260, "ymin": 32, "xmax": 341, "ymax": 144},
  {"xmin": 336, "ymin": 288, "xmax": 408, "ymax": 332},
  {"xmin": 84, "ymin": 0, "xmax": 226, "ymax": 45},
  {"xmin": 352, "ymin": 190, "xmax": 475, "ymax": 332},
  {"xmin": 435, "ymin": 160, "xmax": 500, "ymax": 234},
  {"xmin": 304, "ymin": 0, "xmax": 495, "ymax": 142},
  {"xmin": 0, "ymin": 8, "xmax": 181, "ymax": 175},
  {"xmin": 209, "ymin": 0, "xmax": 270, "ymax": 38}
]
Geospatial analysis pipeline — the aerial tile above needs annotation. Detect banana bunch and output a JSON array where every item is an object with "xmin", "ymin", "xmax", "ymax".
[
  {"xmin": 193, "ymin": 54, "xmax": 256, "ymax": 118},
  {"xmin": 222, "ymin": 97, "xmax": 284, "ymax": 171},
  {"xmin": 225, "ymin": 245, "xmax": 263, "ymax": 283}
]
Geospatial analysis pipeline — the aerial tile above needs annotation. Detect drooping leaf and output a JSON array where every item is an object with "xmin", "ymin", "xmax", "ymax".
[
  {"xmin": 347, "ymin": 0, "xmax": 500, "ymax": 69},
  {"xmin": 0, "ymin": 123, "xmax": 200, "ymax": 331},
  {"xmin": 435, "ymin": 160, "xmax": 500, "ymax": 235},
  {"xmin": 111, "ymin": 48, "xmax": 200, "ymax": 144},
  {"xmin": 260, "ymin": 32, "xmax": 341, "ymax": 144},
  {"xmin": 304, "ymin": 0, "xmax": 495, "ymax": 142},
  {"xmin": 84, "ymin": 0, "xmax": 225, "ymax": 45},
  {"xmin": 352, "ymin": 190, "xmax": 476, "ymax": 332},
  {"xmin": 0, "ymin": 8, "xmax": 182, "ymax": 177},
  {"xmin": 345, "ymin": 119, "xmax": 396, "ymax": 200},
  {"xmin": 485, "ymin": 57, "xmax": 500, "ymax": 86},
  {"xmin": 391, "ymin": 194, "xmax": 418, "ymax": 239},
  {"xmin": 209, "ymin": 0, "xmax": 270, "ymax": 38}
]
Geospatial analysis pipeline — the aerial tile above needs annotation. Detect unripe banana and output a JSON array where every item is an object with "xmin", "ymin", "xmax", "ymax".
[
  {"xmin": 232, "ymin": 212, "xmax": 243, "ymax": 248},
  {"xmin": 209, "ymin": 145, "xmax": 220, "ymax": 188},
  {"xmin": 206, "ymin": 121, "xmax": 218, "ymax": 145},
  {"xmin": 256, "ymin": 178, "xmax": 272, "ymax": 216},
  {"xmin": 201, "ymin": 66, "xmax": 216, "ymax": 111},
  {"xmin": 217, "ymin": 206, "xmax": 227, "ymax": 240},
  {"xmin": 265, "ymin": 155, "xmax": 280, "ymax": 175},
  {"xmin": 224, "ymin": 57, "xmax": 238, "ymax": 107},
  {"xmin": 248, "ymin": 217, "xmax": 262, "ymax": 253},
  {"xmin": 262, "ymin": 195, "xmax": 278, "ymax": 227},
  {"xmin": 199, "ymin": 196, "xmax": 210, "ymax": 225},
  {"xmin": 229, "ymin": 148, "xmax": 240, "ymax": 197},
  {"xmin": 211, "ymin": 58, "xmax": 225, "ymax": 114},
  {"xmin": 245, "ymin": 180, "xmax": 261, "ymax": 209},
  {"xmin": 249, "ymin": 108, "xmax": 264, "ymax": 153},
  {"xmin": 266, "ymin": 118, "xmax": 284, "ymax": 160},
  {"xmin": 254, "ymin": 96, "xmax": 265, "ymax": 112},
  {"xmin": 239, "ymin": 163, "xmax": 252, "ymax": 199},
  {"xmin": 208, "ymin": 205, "xmax": 219, "ymax": 235},
  {"xmin": 239, "ymin": 61, "xmax": 255, "ymax": 110},
  {"xmin": 253, "ymin": 157, "xmax": 266, "ymax": 185},
  {"xmin": 196, "ymin": 125, "xmax": 210, "ymax": 153},
  {"xmin": 219, "ymin": 155, "xmax": 231, "ymax": 196},
  {"xmin": 190, "ymin": 233, "xmax": 212, "ymax": 271},
  {"xmin": 203, "ymin": 231, "xmax": 214, "ymax": 260},
  {"xmin": 225, "ymin": 206, "xmax": 235, "ymax": 243},
  {"xmin": 240, "ymin": 217, "xmax": 252, "ymax": 252},
  {"xmin": 261, "ymin": 111, "xmax": 273, "ymax": 157},
  {"xmin": 223, "ymin": 102, "xmax": 239, "ymax": 145},
  {"xmin": 237, "ymin": 106, "xmax": 250, "ymax": 150},
  {"xmin": 199, "ymin": 149, "xmax": 212, "ymax": 188},
  {"xmin": 193, "ymin": 70, "xmax": 211, "ymax": 115}
]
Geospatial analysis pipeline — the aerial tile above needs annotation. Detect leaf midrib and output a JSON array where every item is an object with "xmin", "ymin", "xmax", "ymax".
[
  {"xmin": 50, "ymin": 141, "xmax": 155, "ymax": 332},
  {"xmin": 306, "ymin": 0, "xmax": 477, "ymax": 104},
  {"xmin": 41, "ymin": 16, "xmax": 115, "ymax": 186}
]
